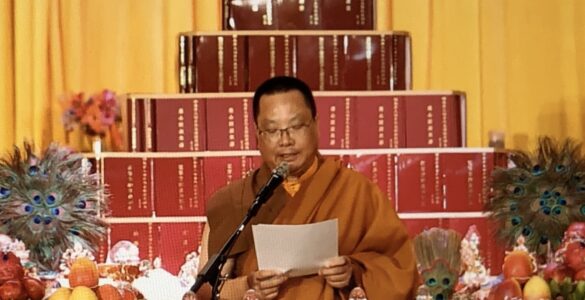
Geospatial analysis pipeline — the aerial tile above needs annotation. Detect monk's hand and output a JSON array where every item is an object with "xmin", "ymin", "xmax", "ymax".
[
  {"xmin": 247, "ymin": 269, "xmax": 288, "ymax": 300},
  {"xmin": 319, "ymin": 256, "xmax": 352, "ymax": 289}
]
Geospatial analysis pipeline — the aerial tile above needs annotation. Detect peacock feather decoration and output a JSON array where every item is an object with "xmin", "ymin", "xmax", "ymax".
[
  {"xmin": 414, "ymin": 228, "xmax": 462, "ymax": 300},
  {"xmin": 0, "ymin": 142, "xmax": 108, "ymax": 272},
  {"xmin": 487, "ymin": 136, "xmax": 585, "ymax": 256}
]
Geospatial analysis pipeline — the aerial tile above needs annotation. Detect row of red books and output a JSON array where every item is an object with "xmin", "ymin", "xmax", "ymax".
[
  {"xmin": 121, "ymin": 91, "xmax": 465, "ymax": 152},
  {"xmin": 93, "ymin": 148, "xmax": 506, "ymax": 219},
  {"xmin": 96, "ymin": 221, "xmax": 205, "ymax": 275},
  {"xmin": 178, "ymin": 31, "xmax": 411, "ymax": 93},
  {"xmin": 223, "ymin": 0, "xmax": 374, "ymax": 30},
  {"xmin": 95, "ymin": 216, "xmax": 506, "ymax": 275}
]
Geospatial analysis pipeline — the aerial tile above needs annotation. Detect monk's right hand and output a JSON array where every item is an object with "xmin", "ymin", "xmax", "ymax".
[{"xmin": 247, "ymin": 270, "xmax": 288, "ymax": 299}]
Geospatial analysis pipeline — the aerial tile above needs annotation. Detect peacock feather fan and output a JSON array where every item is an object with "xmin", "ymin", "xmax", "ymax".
[
  {"xmin": 0, "ymin": 142, "xmax": 108, "ymax": 272},
  {"xmin": 414, "ymin": 228, "xmax": 462, "ymax": 300},
  {"xmin": 486, "ymin": 136, "xmax": 585, "ymax": 256}
]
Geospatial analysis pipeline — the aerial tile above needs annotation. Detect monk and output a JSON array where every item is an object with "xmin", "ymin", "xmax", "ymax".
[{"xmin": 184, "ymin": 76, "xmax": 418, "ymax": 299}]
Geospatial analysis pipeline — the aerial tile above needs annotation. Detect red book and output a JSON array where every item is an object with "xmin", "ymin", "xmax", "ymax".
[
  {"xmin": 193, "ymin": 35, "xmax": 246, "ymax": 92},
  {"xmin": 353, "ymin": 95, "xmax": 406, "ymax": 148},
  {"xmin": 295, "ymin": 35, "xmax": 345, "ymax": 91},
  {"xmin": 203, "ymin": 157, "xmax": 256, "ymax": 207},
  {"xmin": 158, "ymin": 222, "xmax": 205, "ymax": 274},
  {"xmin": 151, "ymin": 97, "xmax": 207, "ymax": 151},
  {"xmin": 321, "ymin": 0, "xmax": 374, "ymax": 30},
  {"xmin": 206, "ymin": 97, "xmax": 257, "ymax": 150},
  {"xmin": 124, "ymin": 97, "xmax": 147, "ymax": 152},
  {"xmin": 347, "ymin": 154, "xmax": 396, "ymax": 208},
  {"xmin": 223, "ymin": 0, "xmax": 276, "ymax": 30},
  {"xmin": 315, "ymin": 96, "xmax": 354, "ymax": 149},
  {"xmin": 275, "ymin": 0, "xmax": 320, "ymax": 29},
  {"xmin": 343, "ymin": 35, "xmax": 386, "ymax": 90},
  {"xmin": 153, "ymin": 157, "xmax": 205, "ymax": 216},
  {"xmin": 401, "ymin": 218, "xmax": 443, "ymax": 238},
  {"xmin": 178, "ymin": 34, "xmax": 191, "ymax": 93},
  {"xmin": 396, "ymin": 153, "xmax": 443, "ymax": 212},
  {"xmin": 108, "ymin": 223, "xmax": 160, "ymax": 263},
  {"xmin": 247, "ymin": 35, "xmax": 295, "ymax": 90},
  {"xmin": 101, "ymin": 157, "xmax": 154, "ymax": 217},
  {"xmin": 389, "ymin": 34, "xmax": 412, "ymax": 90},
  {"xmin": 441, "ymin": 152, "xmax": 496, "ymax": 212},
  {"xmin": 404, "ymin": 93, "xmax": 466, "ymax": 148}
]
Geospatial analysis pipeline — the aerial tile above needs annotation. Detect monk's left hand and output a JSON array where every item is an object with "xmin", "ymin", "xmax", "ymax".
[{"xmin": 318, "ymin": 256, "xmax": 352, "ymax": 288}]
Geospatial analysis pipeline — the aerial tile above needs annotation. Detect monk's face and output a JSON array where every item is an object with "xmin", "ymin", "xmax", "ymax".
[{"xmin": 256, "ymin": 90, "xmax": 319, "ymax": 177}]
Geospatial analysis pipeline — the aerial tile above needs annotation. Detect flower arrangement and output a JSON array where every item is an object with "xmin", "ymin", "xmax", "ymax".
[{"xmin": 61, "ymin": 89, "xmax": 123, "ymax": 151}]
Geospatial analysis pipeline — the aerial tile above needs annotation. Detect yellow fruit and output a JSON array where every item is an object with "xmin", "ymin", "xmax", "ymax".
[
  {"xmin": 48, "ymin": 287, "xmax": 72, "ymax": 300},
  {"xmin": 523, "ymin": 276, "xmax": 551, "ymax": 300},
  {"xmin": 70, "ymin": 286, "xmax": 98, "ymax": 300},
  {"xmin": 69, "ymin": 257, "xmax": 99, "ymax": 288}
]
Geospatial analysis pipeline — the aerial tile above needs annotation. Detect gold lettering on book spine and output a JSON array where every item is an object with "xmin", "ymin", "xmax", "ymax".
[
  {"xmin": 232, "ymin": 35, "xmax": 239, "ymax": 87},
  {"xmin": 419, "ymin": 160, "xmax": 427, "ymax": 208},
  {"xmin": 481, "ymin": 153, "xmax": 488, "ymax": 204},
  {"xmin": 366, "ymin": 36, "xmax": 372, "ymax": 90},
  {"xmin": 126, "ymin": 164, "xmax": 134, "ymax": 211},
  {"xmin": 380, "ymin": 36, "xmax": 387, "ymax": 86},
  {"xmin": 392, "ymin": 97, "xmax": 399, "ymax": 148},
  {"xmin": 434, "ymin": 153, "xmax": 440, "ymax": 207},
  {"xmin": 378, "ymin": 105, "xmax": 385, "ymax": 146},
  {"xmin": 178, "ymin": 163, "xmax": 185, "ymax": 210},
  {"xmin": 270, "ymin": 36, "xmax": 276, "ymax": 77},
  {"xmin": 344, "ymin": 97, "xmax": 350, "ymax": 148},
  {"xmin": 145, "ymin": 98, "xmax": 152, "ymax": 151},
  {"xmin": 192, "ymin": 158, "xmax": 199, "ymax": 211},
  {"xmin": 130, "ymin": 98, "xmax": 137, "ymax": 151},
  {"xmin": 193, "ymin": 99, "xmax": 199, "ymax": 151},
  {"xmin": 332, "ymin": 35, "xmax": 339, "ymax": 87},
  {"xmin": 426, "ymin": 105, "xmax": 434, "ymax": 146},
  {"xmin": 243, "ymin": 98, "xmax": 250, "ymax": 149},
  {"xmin": 141, "ymin": 158, "xmax": 148, "ymax": 210},
  {"xmin": 218, "ymin": 36, "xmax": 224, "ymax": 92},
  {"xmin": 178, "ymin": 107, "xmax": 185, "ymax": 149},
  {"xmin": 319, "ymin": 37, "xmax": 325, "ymax": 90},
  {"xmin": 467, "ymin": 159, "xmax": 474, "ymax": 207},
  {"xmin": 284, "ymin": 35, "xmax": 291, "ymax": 76},
  {"xmin": 441, "ymin": 96, "xmax": 448, "ymax": 147},
  {"xmin": 329, "ymin": 105, "xmax": 336, "ymax": 146},
  {"xmin": 228, "ymin": 106, "xmax": 235, "ymax": 149}
]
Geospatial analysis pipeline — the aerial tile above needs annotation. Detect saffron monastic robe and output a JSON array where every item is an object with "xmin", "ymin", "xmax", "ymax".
[{"xmin": 205, "ymin": 157, "xmax": 418, "ymax": 299}]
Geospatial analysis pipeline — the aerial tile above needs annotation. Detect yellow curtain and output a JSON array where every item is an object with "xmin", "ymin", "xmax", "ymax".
[
  {"xmin": 1, "ymin": 0, "xmax": 584, "ymax": 153},
  {"xmin": 380, "ymin": 0, "xmax": 585, "ymax": 149},
  {"xmin": 0, "ymin": 0, "xmax": 220, "ymax": 153}
]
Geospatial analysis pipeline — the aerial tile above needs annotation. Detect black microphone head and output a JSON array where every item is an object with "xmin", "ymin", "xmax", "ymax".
[{"xmin": 273, "ymin": 162, "xmax": 289, "ymax": 179}]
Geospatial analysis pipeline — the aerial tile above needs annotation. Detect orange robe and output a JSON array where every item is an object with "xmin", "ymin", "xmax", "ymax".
[{"xmin": 206, "ymin": 157, "xmax": 418, "ymax": 299}]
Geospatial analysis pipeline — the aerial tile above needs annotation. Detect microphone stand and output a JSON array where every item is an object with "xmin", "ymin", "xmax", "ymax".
[{"xmin": 190, "ymin": 167, "xmax": 287, "ymax": 299}]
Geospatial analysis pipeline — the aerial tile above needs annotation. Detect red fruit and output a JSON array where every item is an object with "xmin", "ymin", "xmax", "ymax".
[
  {"xmin": 565, "ymin": 222, "xmax": 585, "ymax": 241},
  {"xmin": 543, "ymin": 262, "xmax": 574, "ymax": 282},
  {"xmin": 564, "ymin": 241, "xmax": 585, "ymax": 272},
  {"xmin": 0, "ymin": 280, "xmax": 27, "ymax": 300},
  {"xmin": 490, "ymin": 278, "xmax": 523, "ymax": 300},
  {"xmin": 0, "ymin": 253, "xmax": 24, "ymax": 285},
  {"xmin": 503, "ymin": 251, "xmax": 534, "ymax": 283},
  {"xmin": 22, "ymin": 277, "xmax": 45, "ymax": 300}
]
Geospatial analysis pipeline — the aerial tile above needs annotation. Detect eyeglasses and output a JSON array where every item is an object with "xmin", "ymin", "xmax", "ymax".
[{"xmin": 258, "ymin": 121, "xmax": 313, "ymax": 143}]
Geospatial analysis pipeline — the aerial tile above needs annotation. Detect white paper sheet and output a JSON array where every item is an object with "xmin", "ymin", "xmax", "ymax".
[{"xmin": 252, "ymin": 219, "xmax": 338, "ymax": 277}]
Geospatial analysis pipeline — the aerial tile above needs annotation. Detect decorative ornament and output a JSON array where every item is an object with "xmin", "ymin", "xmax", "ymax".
[
  {"xmin": 414, "ymin": 228, "xmax": 462, "ymax": 300},
  {"xmin": 487, "ymin": 136, "xmax": 585, "ymax": 256},
  {"xmin": 0, "ymin": 142, "xmax": 108, "ymax": 272}
]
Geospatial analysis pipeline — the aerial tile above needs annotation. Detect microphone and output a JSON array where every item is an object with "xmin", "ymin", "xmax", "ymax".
[{"xmin": 253, "ymin": 162, "xmax": 289, "ymax": 206}]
